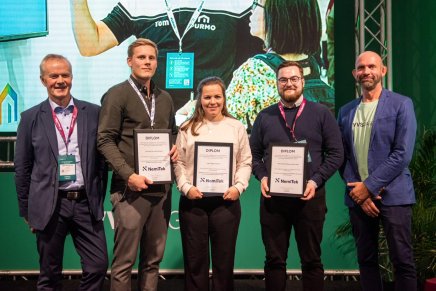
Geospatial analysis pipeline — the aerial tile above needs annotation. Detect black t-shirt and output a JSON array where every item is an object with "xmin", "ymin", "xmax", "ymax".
[{"xmin": 102, "ymin": 1, "xmax": 263, "ymax": 109}]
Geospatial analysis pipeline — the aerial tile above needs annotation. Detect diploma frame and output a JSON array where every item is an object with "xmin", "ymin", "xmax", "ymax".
[
  {"xmin": 267, "ymin": 143, "xmax": 308, "ymax": 197},
  {"xmin": 193, "ymin": 142, "xmax": 233, "ymax": 197},
  {"xmin": 134, "ymin": 129, "xmax": 173, "ymax": 184}
]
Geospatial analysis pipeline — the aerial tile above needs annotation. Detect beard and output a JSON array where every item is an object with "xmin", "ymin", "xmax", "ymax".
[
  {"xmin": 280, "ymin": 87, "xmax": 303, "ymax": 104},
  {"xmin": 358, "ymin": 75, "xmax": 382, "ymax": 91}
]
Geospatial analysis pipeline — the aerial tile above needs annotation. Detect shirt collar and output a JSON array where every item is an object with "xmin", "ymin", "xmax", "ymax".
[
  {"xmin": 130, "ymin": 75, "xmax": 155, "ymax": 96},
  {"xmin": 49, "ymin": 97, "xmax": 75, "ymax": 114},
  {"xmin": 280, "ymin": 95, "xmax": 304, "ymax": 109}
]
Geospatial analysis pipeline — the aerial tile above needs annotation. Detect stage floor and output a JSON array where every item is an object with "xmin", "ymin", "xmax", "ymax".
[{"xmin": 0, "ymin": 276, "xmax": 392, "ymax": 291}]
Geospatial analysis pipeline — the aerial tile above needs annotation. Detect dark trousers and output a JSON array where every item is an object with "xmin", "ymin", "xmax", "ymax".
[
  {"xmin": 260, "ymin": 190, "xmax": 326, "ymax": 291},
  {"xmin": 36, "ymin": 197, "xmax": 108, "ymax": 291},
  {"xmin": 349, "ymin": 203, "xmax": 417, "ymax": 291},
  {"xmin": 179, "ymin": 196, "xmax": 241, "ymax": 291}
]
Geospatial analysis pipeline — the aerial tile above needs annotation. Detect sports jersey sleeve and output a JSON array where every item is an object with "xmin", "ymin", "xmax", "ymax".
[{"xmin": 101, "ymin": 4, "xmax": 135, "ymax": 44}]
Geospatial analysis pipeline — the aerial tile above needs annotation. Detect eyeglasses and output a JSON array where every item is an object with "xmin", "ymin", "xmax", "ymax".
[
  {"xmin": 251, "ymin": 0, "xmax": 265, "ymax": 11},
  {"xmin": 277, "ymin": 76, "xmax": 303, "ymax": 85}
]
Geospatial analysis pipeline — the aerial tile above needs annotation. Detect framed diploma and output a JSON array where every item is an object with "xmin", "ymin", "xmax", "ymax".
[
  {"xmin": 193, "ymin": 142, "xmax": 233, "ymax": 197},
  {"xmin": 134, "ymin": 129, "xmax": 173, "ymax": 184},
  {"xmin": 267, "ymin": 143, "xmax": 308, "ymax": 197}
]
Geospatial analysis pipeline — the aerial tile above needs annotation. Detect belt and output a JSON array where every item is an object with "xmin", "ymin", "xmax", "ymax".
[{"xmin": 59, "ymin": 189, "xmax": 86, "ymax": 200}]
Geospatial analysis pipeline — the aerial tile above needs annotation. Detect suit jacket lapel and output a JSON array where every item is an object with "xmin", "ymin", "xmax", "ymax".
[
  {"xmin": 41, "ymin": 100, "xmax": 58, "ymax": 159},
  {"xmin": 75, "ymin": 98, "xmax": 88, "ymax": 179},
  {"xmin": 370, "ymin": 89, "xmax": 388, "ymax": 145}
]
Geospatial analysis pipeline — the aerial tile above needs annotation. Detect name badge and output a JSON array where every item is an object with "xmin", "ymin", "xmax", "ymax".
[
  {"xmin": 166, "ymin": 52, "xmax": 194, "ymax": 89},
  {"xmin": 58, "ymin": 155, "xmax": 76, "ymax": 181},
  {"xmin": 295, "ymin": 139, "xmax": 312, "ymax": 163}
]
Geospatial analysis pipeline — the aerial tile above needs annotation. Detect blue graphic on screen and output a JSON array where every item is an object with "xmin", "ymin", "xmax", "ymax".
[
  {"xmin": 0, "ymin": 0, "xmax": 48, "ymax": 41},
  {"xmin": 0, "ymin": 84, "xmax": 19, "ymax": 132},
  {"xmin": 166, "ymin": 53, "xmax": 195, "ymax": 89}
]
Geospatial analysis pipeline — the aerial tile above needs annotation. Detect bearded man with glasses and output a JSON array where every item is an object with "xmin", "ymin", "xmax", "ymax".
[{"xmin": 250, "ymin": 60, "xmax": 343, "ymax": 291}]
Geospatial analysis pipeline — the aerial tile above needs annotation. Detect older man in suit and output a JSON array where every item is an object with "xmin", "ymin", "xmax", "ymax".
[
  {"xmin": 338, "ymin": 51, "xmax": 417, "ymax": 291},
  {"xmin": 14, "ymin": 54, "xmax": 108, "ymax": 291}
]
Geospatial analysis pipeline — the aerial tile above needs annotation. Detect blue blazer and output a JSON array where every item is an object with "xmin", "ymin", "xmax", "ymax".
[
  {"xmin": 338, "ymin": 89, "xmax": 417, "ymax": 207},
  {"xmin": 14, "ymin": 98, "xmax": 107, "ymax": 230}
]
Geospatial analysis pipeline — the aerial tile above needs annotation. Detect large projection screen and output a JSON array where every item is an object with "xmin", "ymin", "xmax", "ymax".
[{"xmin": 0, "ymin": 0, "xmax": 334, "ymax": 132}]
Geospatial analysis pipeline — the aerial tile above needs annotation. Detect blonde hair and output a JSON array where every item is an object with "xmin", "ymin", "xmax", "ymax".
[{"xmin": 127, "ymin": 38, "xmax": 159, "ymax": 57}]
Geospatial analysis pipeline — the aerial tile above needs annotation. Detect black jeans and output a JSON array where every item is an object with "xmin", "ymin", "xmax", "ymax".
[
  {"xmin": 260, "ymin": 188, "xmax": 327, "ymax": 291},
  {"xmin": 349, "ymin": 202, "xmax": 417, "ymax": 291},
  {"xmin": 179, "ymin": 196, "xmax": 241, "ymax": 291}
]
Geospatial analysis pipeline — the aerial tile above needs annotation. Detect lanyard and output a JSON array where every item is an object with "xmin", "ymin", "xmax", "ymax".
[
  {"xmin": 164, "ymin": 0, "xmax": 206, "ymax": 52},
  {"xmin": 278, "ymin": 98, "xmax": 306, "ymax": 142},
  {"xmin": 51, "ymin": 105, "xmax": 78, "ymax": 153},
  {"xmin": 128, "ymin": 78, "xmax": 156, "ymax": 128}
]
